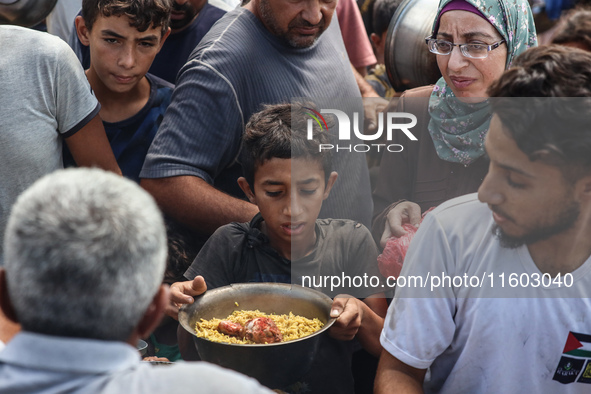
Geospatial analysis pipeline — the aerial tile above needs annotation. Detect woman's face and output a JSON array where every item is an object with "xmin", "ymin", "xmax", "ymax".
[{"xmin": 436, "ymin": 10, "xmax": 507, "ymax": 101}]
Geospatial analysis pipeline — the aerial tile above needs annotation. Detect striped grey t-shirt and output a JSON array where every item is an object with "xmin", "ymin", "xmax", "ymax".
[{"xmin": 141, "ymin": 8, "xmax": 373, "ymax": 227}]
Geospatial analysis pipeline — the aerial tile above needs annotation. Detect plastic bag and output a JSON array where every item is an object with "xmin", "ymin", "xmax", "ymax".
[{"xmin": 377, "ymin": 207, "xmax": 435, "ymax": 279}]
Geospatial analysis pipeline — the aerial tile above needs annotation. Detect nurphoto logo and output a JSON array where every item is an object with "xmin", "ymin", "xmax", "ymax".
[{"xmin": 305, "ymin": 107, "xmax": 418, "ymax": 153}]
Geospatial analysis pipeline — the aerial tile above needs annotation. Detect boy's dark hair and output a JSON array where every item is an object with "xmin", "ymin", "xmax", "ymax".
[
  {"xmin": 487, "ymin": 45, "xmax": 591, "ymax": 181},
  {"xmin": 82, "ymin": 0, "xmax": 172, "ymax": 35},
  {"xmin": 551, "ymin": 8, "xmax": 591, "ymax": 52},
  {"xmin": 164, "ymin": 218, "xmax": 200, "ymax": 285},
  {"xmin": 372, "ymin": 0, "xmax": 402, "ymax": 36},
  {"xmin": 242, "ymin": 103, "xmax": 333, "ymax": 188}
]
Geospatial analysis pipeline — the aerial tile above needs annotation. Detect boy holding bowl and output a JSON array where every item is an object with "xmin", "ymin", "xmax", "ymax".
[{"xmin": 171, "ymin": 103, "xmax": 387, "ymax": 393}]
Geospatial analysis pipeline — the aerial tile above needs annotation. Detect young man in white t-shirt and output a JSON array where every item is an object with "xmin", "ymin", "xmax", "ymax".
[{"xmin": 375, "ymin": 45, "xmax": 591, "ymax": 393}]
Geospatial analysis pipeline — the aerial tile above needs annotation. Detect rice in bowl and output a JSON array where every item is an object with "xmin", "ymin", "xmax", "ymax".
[{"xmin": 194, "ymin": 309, "xmax": 324, "ymax": 344}]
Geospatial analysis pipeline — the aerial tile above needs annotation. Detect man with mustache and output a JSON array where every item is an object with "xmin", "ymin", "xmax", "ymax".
[
  {"xmin": 140, "ymin": 0, "xmax": 373, "ymax": 246},
  {"xmin": 71, "ymin": 0, "xmax": 226, "ymax": 83},
  {"xmin": 375, "ymin": 45, "xmax": 591, "ymax": 394}
]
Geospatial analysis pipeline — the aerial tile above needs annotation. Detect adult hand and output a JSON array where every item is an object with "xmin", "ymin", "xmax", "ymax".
[
  {"xmin": 363, "ymin": 97, "xmax": 390, "ymax": 135},
  {"xmin": 380, "ymin": 201, "xmax": 422, "ymax": 248},
  {"xmin": 352, "ymin": 64, "xmax": 380, "ymax": 98},
  {"xmin": 165, "ymin": 276, "xmax": 207, "ymax": 320},
  {"xmin": 328, "ymin": 296, "xmax": 364, "ymax": 342},
  {"xmin": 142, "ymin": 356, "xmax": 170, "ymax": 362}
]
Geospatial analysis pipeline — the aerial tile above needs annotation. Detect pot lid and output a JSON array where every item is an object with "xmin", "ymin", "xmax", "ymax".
[
  {"xmin": 384, "ymin": 0, "xmax": 441, "ymax": 91},
  {"xmin": 0, "ymin": 0, "xmax": 57, "ymax": 27}
]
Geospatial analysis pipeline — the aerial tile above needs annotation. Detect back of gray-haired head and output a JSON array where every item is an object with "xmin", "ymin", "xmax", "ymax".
[{"xmin": 4, "ymin": 168, "xmax": 167, "ymax": 341}]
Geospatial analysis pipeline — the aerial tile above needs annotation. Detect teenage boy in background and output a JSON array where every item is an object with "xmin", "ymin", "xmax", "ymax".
[
  {"xmin": 170, "ymin": 103, "xmax": 387, "ymax": 393},
  {"xmin": 69, "ymin": 0, "xmax": 173, "ymax": 182},
  {"xmin": 71, "ymin": 0, "xmax": 226, "ymax": 84}
]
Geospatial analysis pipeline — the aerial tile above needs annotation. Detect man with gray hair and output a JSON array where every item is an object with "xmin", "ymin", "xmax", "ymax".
[{"xmin": 0, "ymin": 168, "xmax": 271, "ymax": 393}]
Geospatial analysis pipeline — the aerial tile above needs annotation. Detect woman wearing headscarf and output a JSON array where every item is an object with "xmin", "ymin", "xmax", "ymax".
[{"xmin": 371, "ymin": 0, "xmax": 537, "ymax": 247}]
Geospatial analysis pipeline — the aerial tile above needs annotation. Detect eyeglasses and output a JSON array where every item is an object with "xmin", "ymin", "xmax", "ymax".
[{"xmin": 425, "ymin": 37, "xmax": 506, "ymax": 59}]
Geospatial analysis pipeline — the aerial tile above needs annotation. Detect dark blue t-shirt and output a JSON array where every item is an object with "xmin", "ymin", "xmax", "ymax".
[
  {"xmin": 104, "ymin": 74, "xmax": 173, "ymax": 182},
  {"xmin": 64, "ymin": 74, "xmax": 173, "ymax": 183}
]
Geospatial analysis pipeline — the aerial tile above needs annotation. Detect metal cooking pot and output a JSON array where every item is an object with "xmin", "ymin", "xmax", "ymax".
[
  {"xmin": 0, "ymin": 0, "xmax": 57, "ymax": 27},
  {"xmin": 178, "ymin": 283, "xmax": 335, "ymax": 389},
  {"xmin": 385, "ymin": 0, "xmax": 441, "ymax": 91}
]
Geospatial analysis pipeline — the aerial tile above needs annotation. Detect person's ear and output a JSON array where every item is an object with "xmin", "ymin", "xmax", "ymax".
[
  {"xmin": 0, "ymin": 269, "xmax": 18, "ymax": 324},
  {"xmin": 136, "ymin": 284, "xmax": 169, "ymax": 339},
  {"xmin": 370, "ymin": 32, "xmax": 382, "ymax": 48},
  {"xmin": 157, "ymin": 27, "xmax": 171, "ymax": 52},
  {"xmin": 574, "ymin": 175, "xmax": 591, "ymax": 202},
  {"xmin": 238, "ymin": 177, "xmax": 257, "ymax": 204},
  {"xmin": 322, "ymin": 171, "xmax": 338, "ymax": 200},
  {"xmin": 75, "ymin": 15, "xmax": 91, "ymax": 46}
]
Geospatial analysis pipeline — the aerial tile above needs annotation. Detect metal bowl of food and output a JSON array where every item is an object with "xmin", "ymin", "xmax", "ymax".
[
  {"xmin": 385, "ymin": 0, "xmax": 441, "ymax": 91},
  {"xmin": 0, "ymin": 0, "xmax": 58, "ymax": 27},
  {"xmin": 178, "ymin": 283, "xmax": 335, "ymax": 388}
]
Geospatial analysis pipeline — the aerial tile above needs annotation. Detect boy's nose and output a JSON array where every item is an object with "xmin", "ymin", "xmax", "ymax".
[
  {"xmin": 118, "ymin": 47, "xmax": 136, "ymax": 69},
  {"xmin": 286, "ymin": 194, "xmax": 304, "ymax": 218}
]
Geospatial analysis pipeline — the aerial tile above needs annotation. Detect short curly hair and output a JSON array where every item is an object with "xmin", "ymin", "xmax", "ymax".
[{"xmin": 82, "ymin": 0, "xmax": 172, "ymax": 35}]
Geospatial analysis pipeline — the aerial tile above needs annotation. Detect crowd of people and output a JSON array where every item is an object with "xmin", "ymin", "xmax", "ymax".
[{"xmin": 1, "ymin": 0, "xmax": 591, "ymax": 393}]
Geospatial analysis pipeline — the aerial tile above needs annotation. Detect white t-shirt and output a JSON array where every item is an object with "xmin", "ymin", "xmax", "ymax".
[
  {"xmin": 381, "ymin": 194, "xmax": 591, "ymax": 393},
  {"xmin": 0, "ymin": 26, "xmax": 99, "ymax": 264}
]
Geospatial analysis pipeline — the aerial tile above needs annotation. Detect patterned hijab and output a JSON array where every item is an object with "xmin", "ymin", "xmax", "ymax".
[{"xmin": 427, "ymin": 0, "xmax": 537, "ymax": 165}]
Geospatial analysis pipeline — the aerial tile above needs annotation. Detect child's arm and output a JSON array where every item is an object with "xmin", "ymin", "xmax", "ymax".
[{"xmin": 328, "ymin": 294, "xmax": 387, "ymax": 357}]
